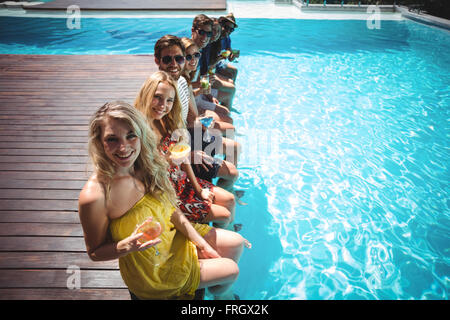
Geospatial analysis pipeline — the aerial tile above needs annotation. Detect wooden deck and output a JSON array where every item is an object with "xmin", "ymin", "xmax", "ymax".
[
  {"xmin": 0, "ymin": 54, "xmax": 158, "ymax": 300},
  {"xmin": 27, "ymin": 0, "xmax": 227, "ymax": 11}
]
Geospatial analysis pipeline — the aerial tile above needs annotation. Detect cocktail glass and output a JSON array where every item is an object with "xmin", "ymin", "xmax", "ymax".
[
  {"xmin": 200, "ymin": 75, "xmax": 210, "ymax": 95},
  {"xmin": 136, "ymin": 218, "xmax": 163, "ymax": 257},
  {"xmin": 199, "ymin": 116, "xmax": 214, "ymax": 143}
]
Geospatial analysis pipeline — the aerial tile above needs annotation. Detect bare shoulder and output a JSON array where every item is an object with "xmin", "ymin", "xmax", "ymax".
[{"xmin": 78, "ymin": 175, "xmax": 106, "ymax": 212}]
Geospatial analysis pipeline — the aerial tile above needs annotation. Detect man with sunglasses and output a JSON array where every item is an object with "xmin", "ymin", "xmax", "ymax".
[
  {"xmin": 191, "ymin": 15, "xmax": 236, "ymax": 111},
  {"xmin": 154, "ymin": 35, "xmax": 191, "ymax": 123},
  {"xmin": 191, "ymin": 14, "xmax": 213, "ymax": 51},
  {"xmin": 191, "ymin": 14, "xmax": 214, "ymax": 85},
  {"xmin": 154, "ymin": 35, "xmax": 239, "ymax": 191},
  {"xmin": 216, "ymin": 13, "xmax": 239, "ymax": 83}
]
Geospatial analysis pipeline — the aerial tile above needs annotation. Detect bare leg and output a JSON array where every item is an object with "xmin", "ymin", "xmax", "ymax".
[
  {"xmin": 215, "ymin": 72, "xmax": 235, "ymax": 85},
  {"xmin": 202, "ymin": 186, "xmax": 235, "ymax": 228},
  {"xmin": 204, "ymin": 109, "xmax": 233, "ymax": 126},
  {"xmin": 198, "ymin": 257, "xmax": 239, "ymax": 297},
  {"xmin": 203, "ymin": 204, "xmax": 231, "ymax": 228},
  {"xmin": 212, "ymin": 75, "xmax": 236, "ymax": 108},
  {"xmin": 217, "ymin": 90, "xmax": 234, "ymax": 109},
  {"xmin": 217, "ymin": 137, "xmax": 241, "ymax": 167},
  {"xmin": 202, "ymin": 228, "xmax": 244, "ymax": 263},
  {"xmin": 211, "ymin": 187, "xmax": 235, "ymax": 227},
  {"xmin": 198, "ymin": 228, "xmax": 245, "ymax": 298},
  {"xmin": 216, "ymin": 160, "xmax": 238, "ymax": 191},
  {"xmin": 218, "ymin": 65, "xmax": 238, "ymax": 83},
  {"xmin": 213, "ymin": 77, "xmax": 236, "ymax": 108}
]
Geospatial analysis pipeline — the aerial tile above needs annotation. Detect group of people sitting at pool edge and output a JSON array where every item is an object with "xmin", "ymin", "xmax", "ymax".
[{"xmin": 78, "ymin": 13, "xmax": 250, "ymax": 300}]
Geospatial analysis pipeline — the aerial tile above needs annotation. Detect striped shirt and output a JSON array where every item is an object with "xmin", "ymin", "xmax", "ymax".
[{"xmin": 177, "ymin": 76, "xmax": 190, "ymax": 123}]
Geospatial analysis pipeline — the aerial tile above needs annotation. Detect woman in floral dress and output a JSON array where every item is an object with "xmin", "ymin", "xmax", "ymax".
[{"xmin": 135, "ymin": 71, "xmax": 235, "ymax": 229}]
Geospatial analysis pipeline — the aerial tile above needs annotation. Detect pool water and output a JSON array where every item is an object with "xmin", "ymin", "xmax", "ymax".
[
  {"xmin": 232, "ymin": 19, "xmax": 450, "ymax": 300},
  {"xmin": 1, "ymin": 15, "xmax": 449, "ymax": 300}
]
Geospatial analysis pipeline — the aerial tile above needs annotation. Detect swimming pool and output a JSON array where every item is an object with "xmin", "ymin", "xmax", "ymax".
[
  {"xmin": 232, "ymin": 19, "xmax": 449, "ymax": 300},
  {"xmin": 1, "ymin": 14, "xmax": 449, "ymax": 299}
]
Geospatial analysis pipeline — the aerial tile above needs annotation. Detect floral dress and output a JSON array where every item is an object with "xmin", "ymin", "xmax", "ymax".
[{"xmin": 160, "ymin": 135, "xmax": 214, "ymax": 222}]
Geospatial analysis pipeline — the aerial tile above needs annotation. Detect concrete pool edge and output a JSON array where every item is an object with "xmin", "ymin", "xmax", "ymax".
[
  {"xmin": 0, "ymin": 7, "xmax": 403, "ymax": 21},
  {"xmin": 395, "ymin": 5, "xmax": 450, "ymax": 31},
  {"xmin": 1, "ymin": 0, "xmax": 449, "ymax": 29},
  {"xmin": 291, "ymin": 1, "xmax": 450, "ymax": 30}
]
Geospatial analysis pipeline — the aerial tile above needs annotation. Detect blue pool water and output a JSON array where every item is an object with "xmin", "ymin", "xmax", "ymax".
[{"xmin": 1, "ymin": 16, "xmax": 449, "ymax": 300}]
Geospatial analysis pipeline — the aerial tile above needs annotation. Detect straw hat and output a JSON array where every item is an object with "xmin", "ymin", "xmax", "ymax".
[{"xmin": 219, "ymin": 13, "xmax": 238, "ymax": 28}]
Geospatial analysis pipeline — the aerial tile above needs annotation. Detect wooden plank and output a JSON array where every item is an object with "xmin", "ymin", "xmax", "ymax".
[
  {"xmin": 0, "ymin": 115, "xmax": 91, "ymax": 121},
  {"xmin": 0, "ymin": 211, "xmax": 79, "ymax": 223},
  {"xmin": 0, "ymin": 82, "xmax": 144, "ymax": 87},
  {"xmin": 0, "ymin": 270, "xmax": 126, "ymax": 288},
  {"xmin": 0, "ymin": 179, "xmax": 85, "ymax": 189},
  {"xmin": 0, "ymin": 129, "xmax": 88, "ymax": 136},
  {"xmin": 0, "ymin": 110, "xmax": 95, "ymax": 117},
  {"xmin": 0, "ymin": 86, "xmax": 141, "ymax": 91},
  {"xmin": 0, "ymin": 54, "xmax": 160, "ymax": 299},
  {"xmin": 0, "ymin": 223, "xmax": 83, "ymax": 237},
  {"xmin": 0, "ymin": 120, "xmax": 90, "ymax": 126},
  {"xmin": 0, "ymin": 136, "xmax": 87, "ymax": 143},
  {"xmin": 0, "ymin": 171, "xmax": 90, "ymax": 180},
  {"xmin": 0, "ymin": 74, "xmax": 149, "ymax": 80},
  {"xmin": 0, "ymin": 125, "xmax": 89, "ymax": 132},
  {"xmin": 0, "ymin": 92, "xmax": 138, "ymax": 97},
  {"xmin": 0, "ymin": 199, "xmax": 79, "ymax": 211},
  {"xmin": 0, "ymin": 163, "xmax": 91, "ymax": 172},
  {"xmin": 0, "ymin": 155, "xmax": 88, "ymax": 164},
  {"xmin": 0, "ymin": 288, "xmax": 131, "ymax": 300},
  {"xmin": 0, "ymin": 142, "xmax": 87, "ymax": 149},
  {"xmin": 0, "ymin": 149, "xmax": 87, "ymax": 156},
  {"xmin": 0, "ymin": 237, "xmax": 86, "ymax": 252},
  {"xmin": 0, "ymin": 252, "xmax": 118, "ymax": 269},
  {"xmin": 0, "ymin": 189, "xmax": 81, "ymax": 200}
]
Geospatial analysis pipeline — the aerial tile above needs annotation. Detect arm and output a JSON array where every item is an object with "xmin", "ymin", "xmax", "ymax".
[
  {"xmin": 180, "ymin": 162, "xmax": 204, "ymax": 197},
  {"xmin": 78, "ymin": 178, "xmax": 159, "ymax": 261},
  {"xmin": 186, "ymin": 85, "xmax": 199, "ymax": 127},
  {"xmin": 170, "ymin": 208, "xmax": 219, "ymax": 258},
  {"xmin": 181, "ymin": 162, "xmax": 214, "ymax": 204},
  {"xmin": 190, "ymin": 149, "xmax": 215, "ymax": 173},
  {"xmin": 214, "ymin": 103, "xmax": 230, "ymax": 116},
  {"xmin": 192, "ymin": 86, "xmax": 202, "ymax": 97}
]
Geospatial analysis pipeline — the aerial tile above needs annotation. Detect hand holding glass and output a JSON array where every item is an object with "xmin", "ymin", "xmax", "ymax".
[
  {"xmin": 200, "ymin": 75, "xmax": 211, "ymax": 95},
  {"xmin": 169, "ymin": 142, "xmax": 191, "ymax": 165},
  {"xmin": 136, "ymin": 218, "xmax": 163, "ymax": 255},
  {"xmin": 199, "ymin": 116, "xmax": 214, "ymax": 143}
]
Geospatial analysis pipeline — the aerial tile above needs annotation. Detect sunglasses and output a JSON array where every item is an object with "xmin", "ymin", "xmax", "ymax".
[
  {"xmin": 224, "ymin": 25, "xmax": 235, "ymax": 33},
  {"xmin": 196, "ymin": 28, "xmax": 213, "ymax": 38},
  {"xmin": 186, "ymin": 52, "xmax": 201, "ymax": 61},
  {"xmin": 161, "ymin": 55, "xmax": 185, "ymax": 65}
]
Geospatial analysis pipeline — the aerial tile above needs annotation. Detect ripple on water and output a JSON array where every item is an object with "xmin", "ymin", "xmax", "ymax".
[{"xmin": 230, "ymin": 21, "xmax": 450, "ymax": 300}]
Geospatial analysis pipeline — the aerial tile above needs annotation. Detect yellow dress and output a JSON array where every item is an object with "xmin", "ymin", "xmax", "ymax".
[{"xmin": 109, "ymin": 193, "xmax": 212, "ymax": 300}]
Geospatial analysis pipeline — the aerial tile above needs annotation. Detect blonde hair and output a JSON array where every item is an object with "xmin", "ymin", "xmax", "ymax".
[
  {"xmin": 134, "ymin": 71, "xmax": 185, "ymax": 136},
  {"xmin": 88, "ymin": 101, "xmax": 178, "ymax": 207}
]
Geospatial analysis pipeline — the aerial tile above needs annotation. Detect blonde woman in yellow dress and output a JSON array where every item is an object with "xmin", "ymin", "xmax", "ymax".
[{"xmin": 78, "ymin": 101, "xmax": 244, "ymax": 299}]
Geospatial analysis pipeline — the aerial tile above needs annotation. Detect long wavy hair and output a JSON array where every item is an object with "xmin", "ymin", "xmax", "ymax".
[
  {"xmin": 134, "ymin": 71, "xmax": 185, "ymax": 137},
  {"xmin": 88, "ymin": 101, "xmax": 178, "ymax": 207}
]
